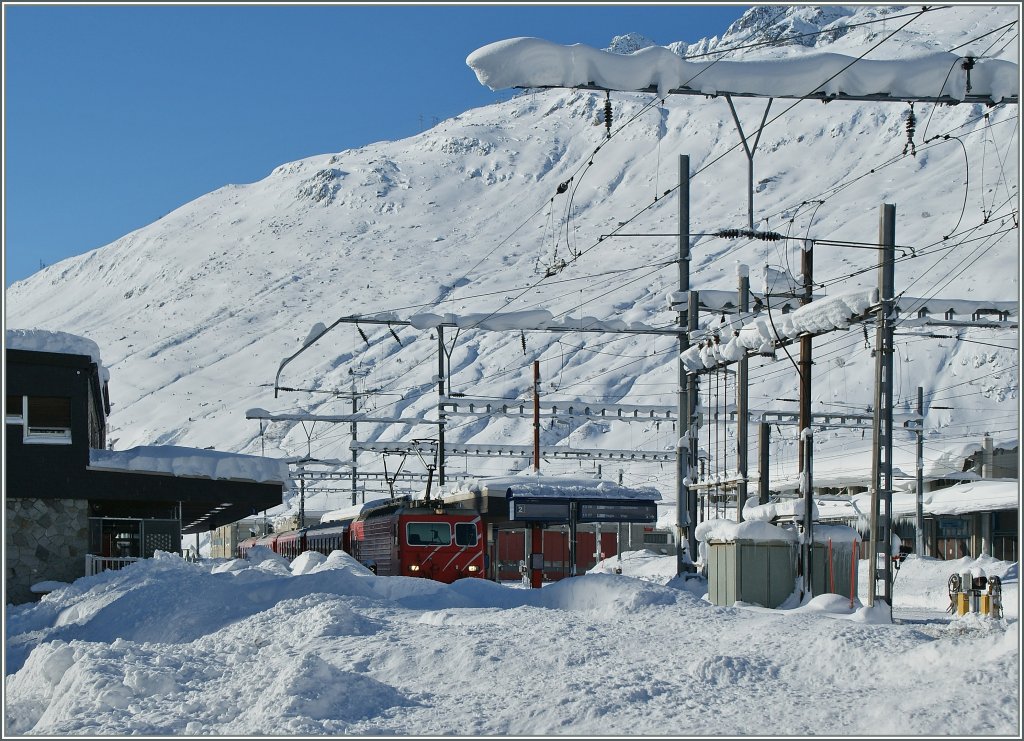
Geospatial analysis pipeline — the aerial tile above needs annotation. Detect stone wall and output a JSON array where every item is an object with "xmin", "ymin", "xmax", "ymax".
[{"xmin": 6, "ymin": 497, "xmax": 89, "ymax": 604}]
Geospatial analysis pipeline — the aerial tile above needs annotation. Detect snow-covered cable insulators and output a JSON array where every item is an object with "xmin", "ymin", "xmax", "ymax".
[
  {"xmin": 903, "ymin": 103, "xmax": 917, "ymax": 156},
  {"xmin": 716, "ymin": 228, "xmax": 785, "ymax": 241},
  {"xmin": 961, "ymin": 57, "xmax": 975, "ymax": 93},
  {"xmin": 388, "ymin": 324, "xmax": 403, "ymax": 346}
]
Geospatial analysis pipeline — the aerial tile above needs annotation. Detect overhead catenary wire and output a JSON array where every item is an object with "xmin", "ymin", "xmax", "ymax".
[
  {"xmin": 528, "ymin": 6, "xmax": 944, "ymax": 277},
  {"xmin": 272, "ymin": 11, "xmax": 1015, "ymax": 483}
]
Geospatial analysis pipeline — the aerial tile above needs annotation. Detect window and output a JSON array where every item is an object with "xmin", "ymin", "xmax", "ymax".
[
  {"xmin": 936, "ymin": 516, "xmax": 968, "ymax": 538},
  {"xmin": 24, "ymin": 396, "xmax": 72, "ymax": 443},
  {"xmin": 643, "ymin": 532, "xmax": 670, "ymax": 545},
  {"xmin": 406, "ymin": 522, "xmax": 451, "ymax": 546},
  {"xmin": 6, "ymin": 395, "xmax": 24, "ymax": 424},
  {"xmin": 455, "ymin": 522, "xmax": 478, "ymax": 547}
]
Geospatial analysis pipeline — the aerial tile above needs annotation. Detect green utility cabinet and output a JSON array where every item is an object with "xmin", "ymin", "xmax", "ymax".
[{"xmin": 708, "ymin": 539, "xmax": 859, "ymax": 608}]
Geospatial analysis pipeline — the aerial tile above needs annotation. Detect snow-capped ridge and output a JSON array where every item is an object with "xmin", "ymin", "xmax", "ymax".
[{"xmin": 5, "ymin": 4, "xmax": 1018, "ymax": 524}]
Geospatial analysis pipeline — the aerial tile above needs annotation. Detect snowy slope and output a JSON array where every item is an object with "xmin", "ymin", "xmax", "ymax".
[{"xmin": 5, "ymin": 5, "xmax": 1019, "ymax": 518}]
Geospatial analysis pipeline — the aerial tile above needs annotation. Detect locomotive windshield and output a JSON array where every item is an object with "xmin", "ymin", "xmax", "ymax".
[
  {"xmin": 406, "ymin": 522, "xmax": 451, "ymax": 546},
  {"xmin": 455, "ymin": 522, "xmax": 478, "ymax": 547}
]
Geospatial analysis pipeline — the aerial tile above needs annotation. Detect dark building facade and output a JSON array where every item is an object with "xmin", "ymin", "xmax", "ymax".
[{"xmin": 5, "ymin": 345, "xmax": 285, "ymax": 604}]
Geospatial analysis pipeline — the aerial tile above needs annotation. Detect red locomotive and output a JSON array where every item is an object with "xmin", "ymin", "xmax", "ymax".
[
  {"xmin": 350, "ymin": 497, "xmax": 484, "ymax": 582},
  {"xmin": 236, "ymin": 496, "xmax": 484, "ymax": 584}
]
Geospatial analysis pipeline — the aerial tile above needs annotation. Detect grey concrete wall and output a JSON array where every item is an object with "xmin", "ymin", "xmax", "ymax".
[{"xmin": 5, "ymin": 497, "xmax": 89, "ymax": 604}]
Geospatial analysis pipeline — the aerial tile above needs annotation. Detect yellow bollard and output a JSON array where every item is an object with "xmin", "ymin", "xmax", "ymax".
[
  {"xmin": 956, "ymin": 591, "xmax": 970, "ymax": 616},
  {"xmin": 980, "ymin": 594, "xmax": 991, "ymax": 617}
]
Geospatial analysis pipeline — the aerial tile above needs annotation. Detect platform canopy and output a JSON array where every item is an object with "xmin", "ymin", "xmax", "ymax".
[
  {"xmin": 88, "ymin": 447, "xmax": 288, "ymax": 534},
  {"xmin": 467, "ymin": 37, "xmax": 1018, "ymax": 105}
]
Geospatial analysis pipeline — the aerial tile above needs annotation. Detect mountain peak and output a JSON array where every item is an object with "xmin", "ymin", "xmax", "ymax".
[{"xmin": 606, "ymin": 32, "xmax": 658, "ymax": 55}]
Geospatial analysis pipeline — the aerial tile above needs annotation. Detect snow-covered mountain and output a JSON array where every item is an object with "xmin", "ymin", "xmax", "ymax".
[{"xmin": 6, "ymin": 5, "xmax": 1019, "ymax": 517}]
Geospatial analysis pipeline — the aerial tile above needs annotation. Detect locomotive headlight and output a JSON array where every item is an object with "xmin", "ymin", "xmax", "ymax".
[
  {"xmin": 467, "ymin": 565, "xmax": 479, "ymax": 573},
  {"xmin": 409, "ymin": 564, "xmax": 421, "ymax": 572}
]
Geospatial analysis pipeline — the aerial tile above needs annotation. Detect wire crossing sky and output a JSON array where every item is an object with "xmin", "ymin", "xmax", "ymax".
[{"xmin": 3, "ymin": 3, "xmax": 749, "ymax": 287}]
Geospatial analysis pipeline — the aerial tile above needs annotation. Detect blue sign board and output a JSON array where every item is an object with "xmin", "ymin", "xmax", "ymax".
[
  {"xmin": 509, "ymin": 499, "xmax": 571, "ymax": 522},
  {"xmin": 508, "ymin": 496, "xmax": 657, "ymax": 524}
]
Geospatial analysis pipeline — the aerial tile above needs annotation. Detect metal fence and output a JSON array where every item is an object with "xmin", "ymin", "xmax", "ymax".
[{"xmin": 84, "ymin": 555, "xmax": 140, "ymax": 576}]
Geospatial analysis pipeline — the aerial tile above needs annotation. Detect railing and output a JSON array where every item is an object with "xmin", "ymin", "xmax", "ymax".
[{"xmin": 84, "ymin": 555, "xmax": 141, "ymax": 576}]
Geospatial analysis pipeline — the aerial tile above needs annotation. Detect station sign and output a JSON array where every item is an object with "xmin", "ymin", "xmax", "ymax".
[
  {"xmin": 508, "ymin": 496, "xmax": 656, "ymax": 524},
  {"xmin": 508, "ymin": 498, "xmax": 571, "ymax": 522},
  {"xmin": 578, "ymin": 500, "xmax": 657, "ymax": 523}
]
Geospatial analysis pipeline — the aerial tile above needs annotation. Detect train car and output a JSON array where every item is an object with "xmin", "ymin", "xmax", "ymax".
[
  {"xmin": 253, "ymin": 532, "xmax": 279, "ymax": 553},
  {"xmin": 304, "ymin": 519, "xmax": 353, "ymax": 557},
  {"xmin": 350, "ymin": 497, "xmax": 485, "ymax": 583},
  {"xmin": 275, "ymin": 529, "xmax": 306, "ymax": 560},
  {"xmin": 236, "ymin": 536, "xmax": 261, "ymax": 559}
]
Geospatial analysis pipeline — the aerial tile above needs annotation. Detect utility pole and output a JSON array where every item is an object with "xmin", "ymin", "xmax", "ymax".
[
  {"xmin": 530, "ymin": 359, "xmax": 543, "ymax": 589},
  {"xmin": 437, "ymin": 327, "xmax": 446, "ymax": 487},
  {"xmin": 758, "ymin": 421, "xmax": 770, "ymax": 505},
  {"xmin": 799, "ymin": 238, "xmax": 814, "ymax": 598},
  {"xmin": 915, "ymin": 386, "xmax": 925, "ymax": 556},
  {"xmin": 676, "ymin": 154, "xmax": 692, "ymax": 575},
  {"xmin": 687, "ymin": 291, "xmax": 699, "ymax": 564},
  {"xmin": 533, "ymin": 360, "xmax": 541, "ymax": 473},
  {"xmin": 869, "ymin": 203, "xmax": 897, "ymax": 612},
  {"xmin": 350, "ymin": 378, "xmax": 359, "ymax": 505},
  {"xmin": 737, "ymin": 264, "xmax": 750, "ymax": 521}
]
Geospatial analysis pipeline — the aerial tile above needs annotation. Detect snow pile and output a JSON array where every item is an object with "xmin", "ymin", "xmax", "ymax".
[
  {"xmin": 6, "ymin": 328, "xmax": 110, "ymax": 383},
  {"xmin": 694, "ymin": 517, "xmax": 798, "ymax": 543},
  {"xmin": 4, "ymin": 548, "xmax": 1018, "ymax": 735},
  {"xmin": 925, "ymin": 480, "xmax": 1021, "ymax": 516},
  {"xmin": 451, "ymin": 473, "xmax": 662, "ymax": 501},
  {"xmin": 89, "ymin": 446, "xmax": 289, "ymax": 484},
  {"xmin": 743, "ymin": 497, "xmax": 820, "ymax": 523},
  {"xmin": 409, "ymin": 309, "xmax": 555, "ymax": 330},
  {"xmin": 467, "ymin": 37, "xmax": 1018, "ymax": 102},
  {"xmin": 405, "ymin": 308, "xmax": 661, "ymax": 333},
  {"xmin": 815, "ymin": 480, "xmax": 1020, "ymax": 523}
]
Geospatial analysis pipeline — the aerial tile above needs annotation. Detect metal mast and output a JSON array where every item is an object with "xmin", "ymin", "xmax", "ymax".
[
  {"xmin": 676, "ymin": 154, "xmax": 692, "ymax": 575},
  {"xmin": 868, "ymin": 203, "xmax": 897, "ymax": 611}
]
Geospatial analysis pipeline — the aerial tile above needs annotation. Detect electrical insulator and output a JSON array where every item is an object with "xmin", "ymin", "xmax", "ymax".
[
  {"xmin": 961, "ymin": 56, "xmax": 975, "ymax": 93},
  {"xmin": 903, "ymin": 104, "xmax": 917, "ymax": 156},
  {"xmin": 604, "ymin": 93, "xmax": 612, "ymax": 138},
  {"xmin": 717, "ymin": 228, "xmax": 784, "ymax": 242}
]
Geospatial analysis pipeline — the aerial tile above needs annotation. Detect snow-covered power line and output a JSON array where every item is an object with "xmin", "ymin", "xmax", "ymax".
[
  {"xmin": 467, "ymin": 37, "xmax": 1018, "ymax": 105},
  {"xmin": 351, "ymin": 440, "xmax": 674, "ymax": 463},
  {"xmin": 245, "ymin": 409, "xmax": 443, "ymax": 426}
]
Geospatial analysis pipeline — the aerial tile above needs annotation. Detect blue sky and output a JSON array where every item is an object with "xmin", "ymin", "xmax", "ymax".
[{"xmin": 3, "ymin": 3, "xmax": 749, "ymax": 287}]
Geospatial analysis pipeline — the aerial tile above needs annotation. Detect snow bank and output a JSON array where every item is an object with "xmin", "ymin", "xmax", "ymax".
[
  {"xmin": 743, "ymin": 497, "xmax": 819, "ymax": 523},
  {"xmin": 89, "ymin": 446, "xmax": 289, "ymax": 484},
  {"xmin": 815, "ymin": 480, "xmax": 1020, "ymax": 523},
  {"xmin": 451, "ymin": 473, "xmax": 661, "ymax": 501},
  {"xmin": 695, "ymin": 517, "xmax": 798, "ymax": 543},
  {"xmin": 3, "ymin": 544, "xmax": 1018, "ymax": 736}
]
